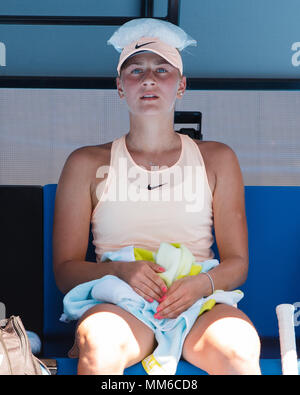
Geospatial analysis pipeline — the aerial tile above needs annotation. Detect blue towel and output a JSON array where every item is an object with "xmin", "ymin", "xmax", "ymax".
[{"xmin": 60, "ymin": 259, "xmax": 243, "ymax": 374}]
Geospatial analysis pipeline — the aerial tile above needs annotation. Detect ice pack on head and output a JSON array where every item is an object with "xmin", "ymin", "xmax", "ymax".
[
  {"xmin": 108, "ymin": 18, "xmax": 197, "ymax": 52},
  {"xmin": 107, "ymin": 18, "xmax": 197, "ymax": 75}
]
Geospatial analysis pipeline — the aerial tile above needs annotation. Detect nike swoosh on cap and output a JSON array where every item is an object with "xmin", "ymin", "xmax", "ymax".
[
  {"xmin": 147, "ymin": 183, "xmax": 167, "ymax": 190},
  {"xmin": 135, "ymin": 41, "xmax": 156, "ymax": 49}
]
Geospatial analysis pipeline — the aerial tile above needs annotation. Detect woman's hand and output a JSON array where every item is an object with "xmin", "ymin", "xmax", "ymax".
[
  {"xmin": 154, "ymin": 274, "xmax": 208, "ymax": 319},
  {"xmin": 117, "ymin": 260, "xmax": 167, "ymax": 302}
]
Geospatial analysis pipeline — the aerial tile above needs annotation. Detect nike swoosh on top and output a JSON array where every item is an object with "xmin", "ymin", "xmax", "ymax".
[
  {"xmin": 135, "ymin": 41, "xmax": 156, "ymax": 49},
  {"xmin": 147, "ymin": 183, "xmax": 167, "ymax": 190}
]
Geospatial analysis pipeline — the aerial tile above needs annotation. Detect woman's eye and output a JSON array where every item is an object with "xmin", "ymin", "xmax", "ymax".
[
  {"xmin": 131, "ymin": 68, "xmax": 143, "ymax": 74},
  {"xmin": 156, "ymin": 68, "xmax": 167, "ymax": 73}
]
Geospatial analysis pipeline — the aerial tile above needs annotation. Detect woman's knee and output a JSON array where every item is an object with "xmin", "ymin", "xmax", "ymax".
[
  {"xmin": 183, "ymin": 306, "xmax": 261, "ymax": 374},
  {"xmin": 206, "ymin": 315, "xmax": 261, "ymax": 374},
  {"xmin": 76, "ymin": 304, "xmax": 141, "ymax": 373}
]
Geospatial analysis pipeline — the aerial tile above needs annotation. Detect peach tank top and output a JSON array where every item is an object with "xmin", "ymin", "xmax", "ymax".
[{"xmin": 91, "ymin": 133, "xmax": 214, "ymax": 262}]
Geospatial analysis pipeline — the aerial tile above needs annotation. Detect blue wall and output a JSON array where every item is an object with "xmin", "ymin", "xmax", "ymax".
[{"xmin": 0, "ymin": 0, "xmax": 299, "ymax": 77}]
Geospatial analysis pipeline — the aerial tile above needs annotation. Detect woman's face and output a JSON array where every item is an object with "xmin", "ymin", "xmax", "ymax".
[{"xmin": 116, "ymin": 52, "xmax": 186, "ymax": 116}]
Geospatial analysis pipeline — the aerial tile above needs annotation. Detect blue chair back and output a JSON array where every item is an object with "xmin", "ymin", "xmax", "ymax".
[
  {"xmin": 43, "ymin": 185, "xmax": 300, "ymax": 346},
  {"xmin": 241, "ymin": 186, "xmax": 300, "ymax": 337},
  {"xmin": 43, "ymin": 184, "xmax": 75, "ymax": 339}
]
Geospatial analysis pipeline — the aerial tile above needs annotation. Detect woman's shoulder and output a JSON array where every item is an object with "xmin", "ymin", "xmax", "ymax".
[
  {"xmin": 58, "ymin": 142, "xmax": 114, "ymax": 187},
  {"xmin": 192, "ymin": 138, "xmax": 234, "ymax": 152},
  {"xmin": 191, "ymin": 139, "xmax": 241, "ymax": 191},
  {"xmin": 66, "ymin": 141, "xmax": 114, "ymax": 168},
  {"xmin": 192, "ymin": 139, "xmax": 238, "ymax": 164}
]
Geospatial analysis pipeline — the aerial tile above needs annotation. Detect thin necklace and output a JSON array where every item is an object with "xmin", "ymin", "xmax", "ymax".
[
  {"xmin": 126, "ymin": 133, "xmax": 179, "ymax": 166},
  {"xmin": 148, "ymin": 161, "xmax": 159, "ymax": 167},
  {"xmin": 125, "ymin": 134, "xmax": 175, "ymax": 175}
]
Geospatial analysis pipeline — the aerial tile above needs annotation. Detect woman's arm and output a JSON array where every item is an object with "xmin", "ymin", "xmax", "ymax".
[
  {"xmin": 156, "ymin": 142, "xmax": 248, "ymax": 318},
  {"xmin": 206, "ymin": 142, "xmax": 249, "ymax": 290},
  {"xmin": 52, "ymin": 147, "xmax": 116, "ymax": 294},
  {"xmin": 53, "ymin": 147, "xmax": 166, "ymax": 298}
]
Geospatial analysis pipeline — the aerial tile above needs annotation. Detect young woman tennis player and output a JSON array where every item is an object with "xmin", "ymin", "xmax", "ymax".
[{"xmin": 52, "ymin": 19, "xmax": 261, "ymax": 375}]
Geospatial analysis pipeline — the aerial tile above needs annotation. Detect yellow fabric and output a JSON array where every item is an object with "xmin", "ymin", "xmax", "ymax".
[
  {"xmin": 142, "ymin": 354, "xmax": 162, "ymax": 374},
  {"xmin": 133, "ymin": 242, "xmax": 202, "ymax": 287},
  {"xmin": 189, "ymin": 264, "xmax": 203, "ymax": 276},
  {"xmin": 133, "ymin": 247, "xmax": 155, "ymax": 262},
  {"xmin": 198, "ymin": 298, "xmax": 216, "ymax": 316},
  {"xmin": 176, "ymin": 263, "xmax": 203, "ymax": 280},
  {"xmin": 170, "ymin": 242, "xmax": 181, "ymax": 248}
]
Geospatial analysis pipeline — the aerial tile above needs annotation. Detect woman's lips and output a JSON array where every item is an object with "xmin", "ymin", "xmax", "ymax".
[{"xmin": 140, "ymin": 94, "xmax": 159, "ymax": 100}]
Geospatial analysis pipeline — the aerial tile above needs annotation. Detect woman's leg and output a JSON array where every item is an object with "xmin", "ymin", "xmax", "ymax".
[
  {"xmin": 75, "ymin": 303, "xmax": 156, "ymax": 375},
  {"xmin": 182, "ymin": 304, "xmax": 261, "ymax": 375}
]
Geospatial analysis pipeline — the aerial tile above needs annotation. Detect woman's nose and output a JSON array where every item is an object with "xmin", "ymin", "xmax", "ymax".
[{"xmin": 142, "ymin": 69, "xmax": 156, "ymax": 86}]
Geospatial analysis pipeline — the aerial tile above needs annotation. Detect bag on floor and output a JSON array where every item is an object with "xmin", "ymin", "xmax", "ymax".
[{"xmin": 0, "ymin": 315, "xmax": 50, "ymax": 375}]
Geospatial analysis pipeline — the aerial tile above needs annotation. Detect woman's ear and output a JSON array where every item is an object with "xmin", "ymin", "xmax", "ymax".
[
  {"xmin": 116, "ymin": 77, "xmax": 125, "ymax": 98},
  {"xmin": 177, "ymin": 75, "xmax": 187, "ymax": 99}
]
